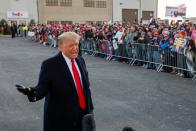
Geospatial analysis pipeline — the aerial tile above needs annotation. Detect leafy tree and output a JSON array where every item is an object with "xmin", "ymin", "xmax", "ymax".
[{"xmin": 0, "ymin": 19, "xmax": 10, "ymax": 35}]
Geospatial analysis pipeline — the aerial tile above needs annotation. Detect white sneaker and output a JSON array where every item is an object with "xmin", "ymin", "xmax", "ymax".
[
  {"xmin": 179, "ymin": 73, "xmax": 184, "ymax": 77},
  {"xmin": 176, "ymin": 73, "xmax": 180, "ymax": 76}
]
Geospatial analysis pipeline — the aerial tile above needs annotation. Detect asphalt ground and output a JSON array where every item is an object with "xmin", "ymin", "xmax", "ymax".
[{"xmin": 0, "ymin": 37, "xmax": 196, "ymax": 131}]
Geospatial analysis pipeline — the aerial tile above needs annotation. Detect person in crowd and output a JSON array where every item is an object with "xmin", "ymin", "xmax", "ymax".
[
  {"xmin": 10, "ymin": 23, "xmax": 17, "ymax": 38},
  {"xmin": 174, "ymin": 31, "xmax": 187, "ymax": 77},
  {"xmin": 22, "ymin": 24, "xmax": 28, "ymax": 37},
  {"xmin": 145, "ymin": 31, "xmax": 154, "ymax": 69},
  {"xmin": 159, "ymin": 34, "xmax": 170, "ymax": 72},
  {"xmin": 169, "ymin": 37, "xmax": 177, "ymax": 74},
  {"xmin": 84, "ymin": 25, "xmax": 94, "ymax": 54},
  {"xmin": 126, "ymin": 26, "xmax": 138, "ymax": 60},
  {"xmin": 149, "ymin": 18, "xmax": 158, "ymax": 28},
  {"xmin": 186, "ymin": 39, "xmax": 196, "ymax": 77},
  {"xmin": 191, "ymin": 24, "xmax": 196, "ymax": 48}
]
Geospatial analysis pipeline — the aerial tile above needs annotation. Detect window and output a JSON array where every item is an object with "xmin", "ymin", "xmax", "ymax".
[
  {"xmin": 96, "ymin": 21, "xmax": 104, "ymax": 25},
  {"xmin": 60, "ymin": 0, "xmax": 72, "ymax": 6},
  {"xmin": 46, "ymin": 0, "xmax": 58, "ymax": 6},
  {"xmin": 61, "ymin": 21, "xmax": 72, "ymax": 24},
  {"xmin": 84, "ymin": 0, "xmax": 95, "ymax": 7},
  {"xmin": 86, "ymin": 21, "xmax": 94, "ymax": 24},
  {"xmin": 96, "ymin": 1, "xmax": 106, "ymax": 8},
  {"xmin": 47, "ymin": 21, "xmax": 59, "ymax": 24}
]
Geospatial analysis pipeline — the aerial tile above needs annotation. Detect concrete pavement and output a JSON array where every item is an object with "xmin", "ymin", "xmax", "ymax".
[{"xmin": 0, "ymin": 37, "xmax": 195, "ymax": 131}]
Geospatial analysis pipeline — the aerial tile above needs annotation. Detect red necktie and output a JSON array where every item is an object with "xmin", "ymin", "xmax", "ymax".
[{"xmin": 71, "ymin": 59, "xmax": 86, "ymax": 109}]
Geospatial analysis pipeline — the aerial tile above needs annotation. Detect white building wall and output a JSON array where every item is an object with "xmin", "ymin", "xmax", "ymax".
[
  {"xmin": 113, "ymin": 0, "xmax": 157, "ymax": 22},
  {"xmin": 141, "ymin": 0, "xmax": 157, "ymax": 18},
  {"xmin": 113, "ymin": 0, "xmax": 139, "ymax": 22},
  {"xmin": 0, "ymin": 0, "xmax": 11, "ymax": 20},
  {"xmin": 0, "ymin": 0, "xmax": 38, "ymax": 24}
]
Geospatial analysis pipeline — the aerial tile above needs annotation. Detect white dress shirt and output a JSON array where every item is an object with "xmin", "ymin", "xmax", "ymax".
[{"xmin": 62, "ymin": 53, "xmax": 83, "ymax": 90}]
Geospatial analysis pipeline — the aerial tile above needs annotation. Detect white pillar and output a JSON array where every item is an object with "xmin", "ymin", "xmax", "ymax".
[{"xmin": 139, "ymin": 0, "xmax": 142, "ymax": 22}]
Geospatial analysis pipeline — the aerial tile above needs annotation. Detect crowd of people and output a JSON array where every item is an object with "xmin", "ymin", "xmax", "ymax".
[
  {"xmin": 10, "ymin": 23, "xmax": 28, "ymax": 38},
  {"xmin": 25, "ymin": 19, "xmax": 196, "ymax": 79}
]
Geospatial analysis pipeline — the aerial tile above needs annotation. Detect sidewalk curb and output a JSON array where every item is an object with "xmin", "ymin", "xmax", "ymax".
[{"xmin": 0, "ymin": 34, "xmax": 11, "ymax": 38}]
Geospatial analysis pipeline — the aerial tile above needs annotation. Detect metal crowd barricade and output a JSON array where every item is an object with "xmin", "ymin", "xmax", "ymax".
[
  {"xmin": 81, "ymin": 40, "xmax": 196, "ymax": 82},
  {"xmin": 27, "ymin": 31, "xmax": 35, "ymax": 41},
  {"xmin": 46, "ymin": 36, "xmax": 57, "ymax": 48},
  {"xmin": 124, "ymin": 43, "xmax": 162, "ymax": 69},
  {"xmin": 27, "ymin": 33, "xmax": 196, "ymax": 82}
]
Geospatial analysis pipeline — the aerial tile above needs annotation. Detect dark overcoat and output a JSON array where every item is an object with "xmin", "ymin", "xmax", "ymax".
[{"xmin": 35, "ymin": 52, "xmax": 94, "ymax": 131}]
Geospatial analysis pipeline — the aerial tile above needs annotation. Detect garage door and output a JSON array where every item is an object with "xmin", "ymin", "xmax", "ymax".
[
  {"xmin": 122, "ymin": 9, "xmax": 138, "ymax": 23},
  {"xmin": 142, "ymin": 11, "xmax": 154, "ymax": 20}
]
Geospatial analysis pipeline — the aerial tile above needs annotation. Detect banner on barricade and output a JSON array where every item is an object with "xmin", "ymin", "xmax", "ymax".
[{"xmin": 28, "ymin": 31, "xmax": 35, "ymax": 37}]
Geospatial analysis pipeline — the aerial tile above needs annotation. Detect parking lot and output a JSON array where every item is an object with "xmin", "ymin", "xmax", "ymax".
[{"xmin": 0, "ymin": 37, "xmax": 196, "ymax": 131}]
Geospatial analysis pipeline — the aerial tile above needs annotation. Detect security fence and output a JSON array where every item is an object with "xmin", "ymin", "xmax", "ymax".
[{"xmin": 27, "ymin": 32, "xmax": 196, "ymax": 82}]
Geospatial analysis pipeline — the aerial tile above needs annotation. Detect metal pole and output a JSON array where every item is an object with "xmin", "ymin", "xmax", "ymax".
[
  {"xmin": 139, "ymin": 0, "xmax": 142, "ymax": 24},
  {"xmin": 112, "ymin": 0, "xmax": 113, "ymax": 22},
  {"xmin": 37, "ymin": 0, "xmax": 39, "ymax": 24},
  {"xmin": 156, "ymin": 0, "xmax": 158, "ymax": 18}
]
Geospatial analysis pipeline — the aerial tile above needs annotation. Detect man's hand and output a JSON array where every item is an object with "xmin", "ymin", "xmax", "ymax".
[{"xmin": 16, "ymin": 84, "xmax": 36, "ymax": 102}]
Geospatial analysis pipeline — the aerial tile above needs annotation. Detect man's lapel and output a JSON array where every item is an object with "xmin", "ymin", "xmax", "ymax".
[{"xmin": 57, "ymin": 52, "xmax": 77, "ymax": 92}]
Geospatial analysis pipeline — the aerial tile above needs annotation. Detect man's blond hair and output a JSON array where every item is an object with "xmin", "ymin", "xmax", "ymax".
[{"xmin": 58, "ymin": 32, "xmax": 80, "ymax": 45}]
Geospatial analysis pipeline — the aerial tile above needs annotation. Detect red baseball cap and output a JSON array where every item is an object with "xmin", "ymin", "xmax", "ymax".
[{"xmin": 180, "ymin": 31, "xmax": 186, "ymax": 37}]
